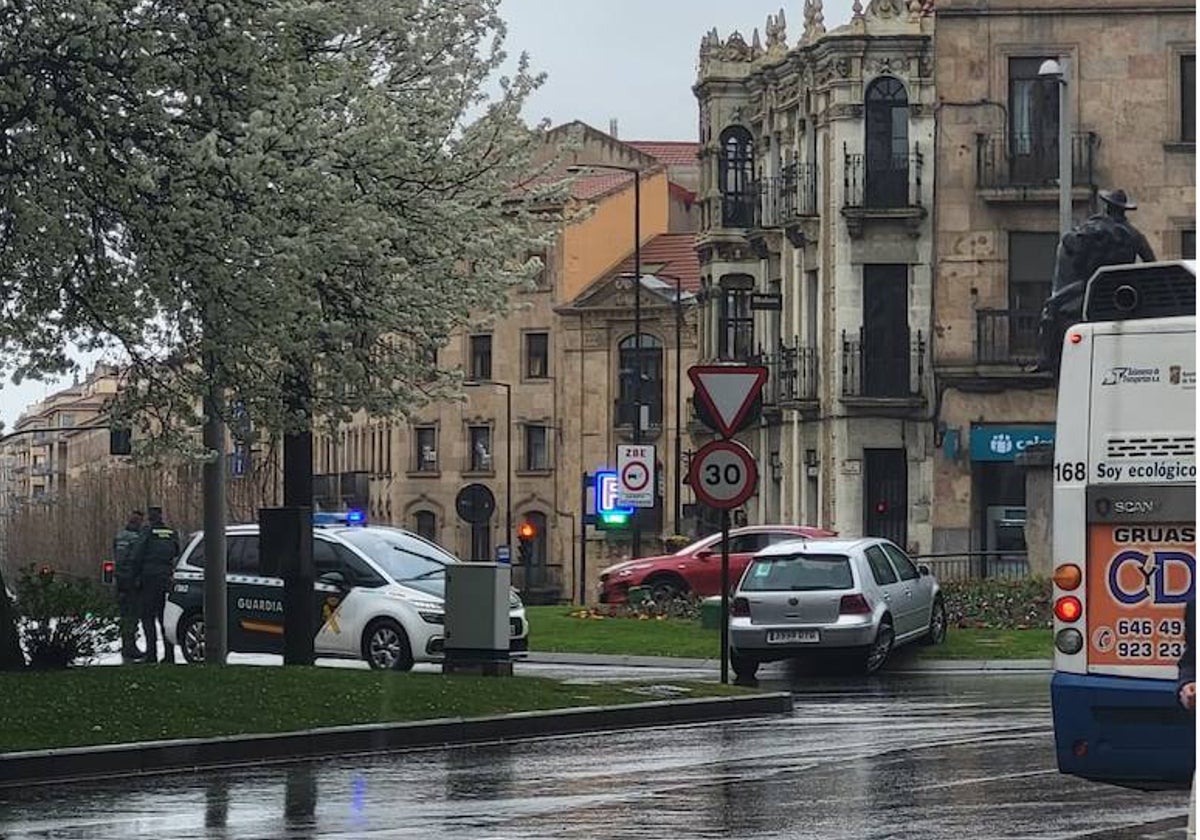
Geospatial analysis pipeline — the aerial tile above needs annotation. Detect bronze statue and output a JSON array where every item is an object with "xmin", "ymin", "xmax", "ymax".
[{"xmin": 1036, "ymin": 189, "xmax": 1157, "ymax": 373}]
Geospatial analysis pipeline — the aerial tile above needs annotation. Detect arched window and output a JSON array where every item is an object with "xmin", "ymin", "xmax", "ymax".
[
  {"xmin": 414, "ymin": 510, "xmax": 437, "ymax": 544},
  {"xmin": 864, "ymin": 77, "xmax": 910, "ymax": 208},
  {"xmin": 617, "ymin": 334, "xmax": 664, "ymax": 428},
  {"xmin": 718, "ymin": 127, "xmax": 755, "ymax": 227}
]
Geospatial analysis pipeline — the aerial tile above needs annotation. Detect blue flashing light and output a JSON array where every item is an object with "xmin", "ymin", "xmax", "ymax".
[{"xmin": 313, "ymin": 510, "xmax": 368, "ymax": 527}]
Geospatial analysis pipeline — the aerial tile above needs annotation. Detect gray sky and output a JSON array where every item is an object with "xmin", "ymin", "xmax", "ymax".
[{"xmin": 0, "ymin": 0, "xmax": 857, "ymax": 430}]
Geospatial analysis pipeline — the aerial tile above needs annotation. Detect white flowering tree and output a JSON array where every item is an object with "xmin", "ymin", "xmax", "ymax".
[{"xmin": 0, "ymin": 0, "xmax": 567, "ymax": 667}]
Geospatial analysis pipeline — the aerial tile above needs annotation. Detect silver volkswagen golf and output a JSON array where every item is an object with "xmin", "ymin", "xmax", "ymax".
[{"xmin": 728, "ymin": 537, "xmax": 946, "ymax": 679}]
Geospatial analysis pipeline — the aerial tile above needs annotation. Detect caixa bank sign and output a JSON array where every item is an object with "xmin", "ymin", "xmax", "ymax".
[{"xmin": 969, "ymin": 425, "xmax": 1055, "ymax": 462}]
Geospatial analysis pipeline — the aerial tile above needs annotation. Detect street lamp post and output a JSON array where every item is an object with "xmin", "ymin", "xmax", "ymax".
[
  {"xmin": 567, "ymin": 162, "xmax": 643, "ymax": 558},
  {"xmin": 1039, "ymin": 57, "xmax": 1073, "ymax": 238},
  {"xmin": 465, "ymin": 380, "xmax": 512, "ymax": 555}
]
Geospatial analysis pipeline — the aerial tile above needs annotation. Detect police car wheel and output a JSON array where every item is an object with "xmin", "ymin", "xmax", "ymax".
[
  {"xmin": 362, "ymin": 618, "xmax": 413, "ymax": 671},
  {"xmin": 180, "ymin": 613, "xmax": 205, "ymax": 664}
]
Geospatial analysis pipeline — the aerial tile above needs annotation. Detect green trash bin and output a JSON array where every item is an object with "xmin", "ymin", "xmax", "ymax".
[{"xmin": 699, "ymin": 596, "xmax": 723, "ymax": 630}]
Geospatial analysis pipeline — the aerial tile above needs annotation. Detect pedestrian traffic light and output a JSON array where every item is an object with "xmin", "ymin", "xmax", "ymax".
[
  {"xmin": 101, "ymin": 560, "xmax": 115, "ymax": 585},
  {"xmin": 517, "ymin": 520, "xmax": 536, "ymax": 564}
]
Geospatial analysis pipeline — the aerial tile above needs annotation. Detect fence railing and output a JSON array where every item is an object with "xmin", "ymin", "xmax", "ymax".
[
  {"xmin": 913, "ymin": 552, "xmax": 1031, "ymax": 582},
  {"xmin": 844, "ymin": 145, "xmax": 924, "ymax": 209},
  {"xmin": 756, "ymin": 339, "xmax": 819, "ymax": 405},
  {"xmin": 754, "ymin": 163, "xmax": 819, "ymax": 228},
  {"xmin": 841, "ymin": 327, "xmax": 926, "ymax": 398},
  {"xmin": 975, "ymin": 131, "xmax": 1098, "ymax": 191},
  {"xmin": 976, "ymin": 309, "xmax": 1042, "ymax": 366}
]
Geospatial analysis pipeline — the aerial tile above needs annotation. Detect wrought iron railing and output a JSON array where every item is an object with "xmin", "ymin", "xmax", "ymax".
[
  {"xmin": 841, "ymin": 327, "xmax": 926, "ymax": 398},
  {"xmin": 754, "ymin": 163, "xmax": 819, "ymax": 228},
  {"xmin": 976, "ymin": 309, "xmax": 1042, "ymax": 366},
  {"xmin": 844, "ymin": 145, "xmax": 924, "ymax": 209},
  {"xmin": 756, "ymin": 339, "xmax": 819, "ymax": 404},
  {"xmin": 975, "ymin": 131, "xmax": 1098, "ymax": 190},
  {"xmin": 913, "ymin": 552, "xmax": 1030, "ymax": 582}
]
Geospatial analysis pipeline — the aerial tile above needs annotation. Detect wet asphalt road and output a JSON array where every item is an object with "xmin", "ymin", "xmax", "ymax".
[{"xmin": 0, "ymin": 669, "xmax": 1190, "ymax": 840}]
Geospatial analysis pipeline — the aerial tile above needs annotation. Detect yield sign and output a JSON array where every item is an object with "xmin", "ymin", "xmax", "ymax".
[{"xmin": 688, "ymin": 364, "xmax": 768, "ymax": 438}]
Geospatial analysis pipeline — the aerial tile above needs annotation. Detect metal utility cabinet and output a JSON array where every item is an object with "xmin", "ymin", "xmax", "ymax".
[{"xmin": 443, "ymin": 562, "xmax": 512, "ymax": 676}]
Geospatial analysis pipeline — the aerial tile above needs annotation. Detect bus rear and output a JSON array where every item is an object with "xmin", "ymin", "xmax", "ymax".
[{"xmin": 1050, "ymin": 262, "xmax": 1196, "ymax": 790}]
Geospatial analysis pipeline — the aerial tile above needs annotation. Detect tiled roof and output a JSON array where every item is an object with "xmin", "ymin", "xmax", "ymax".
[
  {"xmin": 571, "ymin": 171, "xmax": 636, "ymax": 201},
  {"xmin": 615, "ymin": 233, "xmax": 701, "ymax": 293},
  {"xmin": 627, "ymin": 141, "xmax": 700, "ymax": 168}
]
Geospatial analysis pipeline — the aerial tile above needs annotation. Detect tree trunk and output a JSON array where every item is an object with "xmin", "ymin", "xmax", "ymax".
[{"xmin": 0, "ymin": 566, "xmax": 25, "ymax": 670}]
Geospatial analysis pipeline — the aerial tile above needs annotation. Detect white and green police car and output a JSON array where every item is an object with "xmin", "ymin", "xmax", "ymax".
[{"xmin": 163, "ymin": 515, "xmax": 529, "ymax": 669}]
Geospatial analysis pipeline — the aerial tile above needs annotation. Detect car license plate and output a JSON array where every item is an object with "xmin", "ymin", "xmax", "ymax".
[{"xmin": 766, "ymin": 629, "xmax": 819, "ymax": 644}]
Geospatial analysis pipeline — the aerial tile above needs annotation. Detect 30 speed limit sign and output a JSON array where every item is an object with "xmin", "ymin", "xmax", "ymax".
[{"xmin": 689, "ymin": 440, "xmax": 758, "ymax": 509}]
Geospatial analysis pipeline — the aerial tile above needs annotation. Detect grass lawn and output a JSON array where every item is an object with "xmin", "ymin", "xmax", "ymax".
[
  {"xmin": 526, "ymin": 606, "xmax": 1052, "ymax": 662},
  {"xmin": 0, "ymin": 666, "xmax": 750, "ymax": 753}
]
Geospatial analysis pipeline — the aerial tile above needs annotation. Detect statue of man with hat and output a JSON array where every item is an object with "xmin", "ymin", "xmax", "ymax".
[{"xmin": 1036, "ymin": 188, "xmax": 1157, "ymax": 373}]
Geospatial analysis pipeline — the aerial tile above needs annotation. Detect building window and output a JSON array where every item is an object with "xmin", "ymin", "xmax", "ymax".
[
  {"xmin": 469, "ymin": 334, "xmax": 492, "ymax": 381},
  {"xmin": 525, "ymin": 332, "xmax": 549, "ymax": 379},
  {"xmin": 414, "ymin": 510, "xmax": 437, "ymax": 543},
  {"xmin": 718, "ymin": 289, "xmax": 754, "ymax": 360},
  {"xmin": 864, "ymin": 76, "xmax": 910, "ymax": 208},
  {"xmin": 1008, "ymin": 57, "xmax": 1059, "ymax": 183},
  {"xmin": 414, "ymin": 426, "xmax": 437, "ymax": 472},
  {"xmin": 1009, "ymin": 233, "xmax": 1057, "ymax": 313},
  {"xmin": 1182, "ymin": 229, "xmax": 1196, "ymax": 260},
  {"xmin": 617, "ymin": 334, "xmax": 664, "ymax": 427},
  {"xmin": 468, "ymin": 425, "xmax": 493, "ymax": 472},
  {"xmin": 470, "ymin": 522, "xmax": 491, "ymax": 562},
  {"xmin": 524, "ymin": 424, "xmax": 550, "ymax": 471},
  {"xmin": 718, "ymin": 126, "xmax": 755, "ymax": 227},
  {"xmin": 1182, "ymin": 55, "xmax": 1196, "ymax": 143}
]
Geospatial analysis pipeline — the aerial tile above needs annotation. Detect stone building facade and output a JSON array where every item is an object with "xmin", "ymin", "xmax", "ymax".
[
  {"xmin": 693, "ymin": 0, "xmax": 937, "ymax": 552},
  {"xmin": 931, "ymin": 0, "xmax": 1195, "ymax": 562}
]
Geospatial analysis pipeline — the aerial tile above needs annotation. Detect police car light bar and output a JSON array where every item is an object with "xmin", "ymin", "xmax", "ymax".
[{"xmin": 313, "ymin": 510, "xmax": 368, "ymax": 526}]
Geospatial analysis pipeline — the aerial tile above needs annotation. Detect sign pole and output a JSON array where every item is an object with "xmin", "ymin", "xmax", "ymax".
[
  {"xmin": 580, "ymin": 472, "xmax": 589, "ymax": 606},
  {"xmin": 720, "ymin": 507, "xmax": 731, "ymax": 685}
]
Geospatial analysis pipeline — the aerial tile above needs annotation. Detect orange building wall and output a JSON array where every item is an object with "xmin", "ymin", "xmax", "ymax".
[{"xmin": 561, "ymin": 170, "xmax": 670, "ymax": 304}]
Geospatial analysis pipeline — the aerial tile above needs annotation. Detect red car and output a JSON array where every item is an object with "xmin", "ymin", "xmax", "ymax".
[{"xmin": 598, "ymin": 525, "xmax": 837, "ymax": 604}]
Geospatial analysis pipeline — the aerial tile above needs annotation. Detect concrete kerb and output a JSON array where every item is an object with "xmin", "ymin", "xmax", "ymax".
[
  {"xmin": 1, "ymin": 692, "xmax": 793, "ymax": 788},
  {"xmin": 524, "ymin": 651, "xmax": 1053, "ymax": 673}
]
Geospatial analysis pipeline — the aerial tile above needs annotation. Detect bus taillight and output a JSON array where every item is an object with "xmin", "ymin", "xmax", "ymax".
[
  {"xmin": 1053, "ymin": 564, "xmax": 1082, "ymax": 591},
  {"xmin": 1055, "ymin": 596, "xmax": 1083, "ymax": 622},
  {"xmin": 1055, "ymin": 628, "xmax": 1084, "ymax": 654}
]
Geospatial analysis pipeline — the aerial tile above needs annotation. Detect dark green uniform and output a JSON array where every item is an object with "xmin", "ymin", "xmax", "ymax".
[
  {"xmin": 113, "ymin": 523, "xmax": 143, "ymax": 659},
  {"xmin": 132, "ymin": 518, "xmax": 180, "ymax": 662}
]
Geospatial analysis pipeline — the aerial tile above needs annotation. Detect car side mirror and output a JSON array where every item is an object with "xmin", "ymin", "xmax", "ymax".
[
  {"xmin": 318, "ymin": 571, "xmax": 348, "ymax": 589},
  {"xmin": 918, "ymin": 564, "xmax": 931, "ymax": 577}
]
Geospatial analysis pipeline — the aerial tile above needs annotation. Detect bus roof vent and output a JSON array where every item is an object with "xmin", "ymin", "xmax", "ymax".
[{"xmin": 1083, "ymin": 261, "xmax": 1196, "ymax": 322}]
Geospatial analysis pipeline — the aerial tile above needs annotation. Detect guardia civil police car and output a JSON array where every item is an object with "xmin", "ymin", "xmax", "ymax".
[{"xmin": 163, "ymin": 513, "xmax": 529, "ymax": 669}]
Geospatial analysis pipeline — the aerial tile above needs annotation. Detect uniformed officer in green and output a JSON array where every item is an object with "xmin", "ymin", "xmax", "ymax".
[
  {"xmin": 131, "ymin": 505, "xmax": 180, "ymax": 664},
  {"xmin": 113, "ymin": 509, "xmax": 145, "ymax": 663}
]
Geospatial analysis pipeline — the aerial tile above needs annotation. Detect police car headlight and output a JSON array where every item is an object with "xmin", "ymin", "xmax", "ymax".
[
  {"xmin": 509, "ymin": 589, "xmax": 523, "ymax": 609},
  {"xmin": 405, "ymin": 598, "xmax": 443, "ymax": 612},
  {"xmin": 418, "ymin": 611, "xmax": 444, "ymax": 625}
]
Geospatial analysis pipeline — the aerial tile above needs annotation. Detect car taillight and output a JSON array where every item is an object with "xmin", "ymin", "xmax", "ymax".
[
  {"xmin": 839, "ymin": 594, "xmax": 871, "ymax": 615},
  {"xmin": 1054, "ymin": 596, "xmax": 1083, "ymax": 622},
  {"xmin": 1053, "ymin": 564, "xmax": 1082, "ymax": 591},
  {"xmin": 732, "ymin": 597, "xmax": 750, "ymax": 617}
]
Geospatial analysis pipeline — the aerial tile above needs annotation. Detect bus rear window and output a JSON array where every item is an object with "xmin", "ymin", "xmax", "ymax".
[{"xmin": 742, "ymin": 554, "xmax": 854, "ymax": 591}]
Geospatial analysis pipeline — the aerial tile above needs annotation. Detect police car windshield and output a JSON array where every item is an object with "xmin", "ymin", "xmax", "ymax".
[{"xmin": 335, "ymin": 528, "xmax": 456, "ymax": 588}]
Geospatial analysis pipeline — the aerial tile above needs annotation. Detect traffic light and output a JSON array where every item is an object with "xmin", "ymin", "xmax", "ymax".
[
  {"xmin": 101, "ymin": 560, "xmax": 115, "ymax": 585},
  {"xmin": 517, "ymin": 520, "xmax": 536, "ymax": 565}
]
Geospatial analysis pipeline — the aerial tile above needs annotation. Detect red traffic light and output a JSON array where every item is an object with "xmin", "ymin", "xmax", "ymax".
[{"xmin": 517, "ymin": 521, "xmax": 537, "ymax": 541}]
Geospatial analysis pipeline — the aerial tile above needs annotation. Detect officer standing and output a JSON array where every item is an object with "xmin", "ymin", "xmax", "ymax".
[
  {"xmin": 113, "ymin": 509, "xmax": 145, "ymax": 663},
  {"xmin": 131, "ymin": 505, "xmax": 180, "ymax": 664}
]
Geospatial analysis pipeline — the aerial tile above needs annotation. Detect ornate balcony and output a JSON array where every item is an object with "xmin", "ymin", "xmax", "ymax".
[{"xmin": 842, "ymin": 145, "xmax": 926, "ymax": 237}]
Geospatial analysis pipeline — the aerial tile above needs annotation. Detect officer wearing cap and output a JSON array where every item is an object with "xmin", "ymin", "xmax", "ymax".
[{"xmin": 131, "ymin": 505, "xmax": 181, "ymax": 664}]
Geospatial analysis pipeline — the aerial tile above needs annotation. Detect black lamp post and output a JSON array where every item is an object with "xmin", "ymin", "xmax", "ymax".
[{"xmin": 464, "ymin": 380, "xmax": 513, "ymax": 555}]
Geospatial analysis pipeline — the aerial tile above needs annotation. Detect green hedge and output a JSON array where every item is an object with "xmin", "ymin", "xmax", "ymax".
[{"xmin": 941, "ymin": 577, "xmax": 1052, "ymax": 630}]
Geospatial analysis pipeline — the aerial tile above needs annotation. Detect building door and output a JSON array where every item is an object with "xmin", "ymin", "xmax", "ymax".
[
  {"xmin": 862, "ymin": 266, "xmax": 910, "ymax": 397},
  {"xmin": 864, "ymin": 449, "xmax": 908, "ymax": 548}
]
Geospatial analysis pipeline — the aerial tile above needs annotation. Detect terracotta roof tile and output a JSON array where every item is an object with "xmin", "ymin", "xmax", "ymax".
[
  {"xmin": 615, "ymin": 233, "xmax": 700, "ymax": 293},
  {"xmin": 627, "ymin": 141, "xmax": 700, "ymax": 168},
  {"xmin": 570, "ymin": 171, "xmax": 636, "ymax": 201}
]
